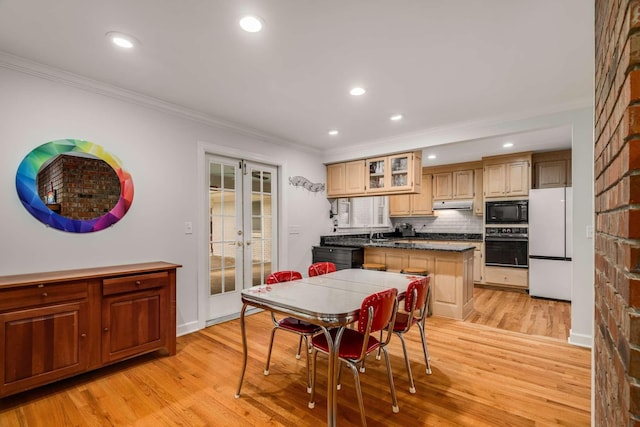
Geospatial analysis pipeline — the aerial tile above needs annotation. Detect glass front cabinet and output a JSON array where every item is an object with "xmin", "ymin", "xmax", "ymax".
[{"xmin": 365, "ymin": 151, "xmax": 421, "ymax": 194}]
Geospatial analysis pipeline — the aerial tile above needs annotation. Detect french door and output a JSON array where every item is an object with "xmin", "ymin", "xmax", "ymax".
[{"xmin": 206, "ymin": 154, "xmax": 278, "ymax": 321}]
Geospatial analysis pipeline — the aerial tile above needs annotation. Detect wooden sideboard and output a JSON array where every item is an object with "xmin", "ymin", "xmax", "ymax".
[{"xmin": 0, "ymin": 261, "xmax": 180, "ymax": 398}]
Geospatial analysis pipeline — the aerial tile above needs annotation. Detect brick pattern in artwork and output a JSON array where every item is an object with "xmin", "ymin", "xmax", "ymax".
[
  {"xmin": 37, "ymin": 154, "xmax": 121, "ymax": 220},
  {"xmin": 595, "ymin": 1, "xmax": 640, "ymax": 425}
]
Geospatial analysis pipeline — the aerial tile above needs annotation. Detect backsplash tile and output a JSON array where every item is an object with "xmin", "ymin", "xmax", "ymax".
[{"xmin": 392, "ymin": 210, "xmax": 483, "ymax": 234}]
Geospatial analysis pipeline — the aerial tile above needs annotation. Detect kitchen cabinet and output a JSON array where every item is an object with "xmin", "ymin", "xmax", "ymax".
[
  {"xmin": 327, "ymin": 152, "xmax": 421, "ymax": 197},
  {"xmin": 483, "ymin": 153, "xmax": 532, "ymax": 198},
  {"xmin": 326, "ymin": 160, "xmax": 366, "ymax": 197},
  {"xmin": 389, "ymin": 173, "xmax": 433, "ymax": 216},
  {"xmin": 532, "ymin": 149, "xmax": 572, "ymax": 189},
  {"xmin": 433, "ymin": 170, "xmax": 474, "ymax": 200},
  {"xmin": 0, "ymin": 262, "xmax": 180, "ymax": 398},
  {"xmin": 364, "ymin": 246, "xmax": 474, "ymax": 320},
  {"xmin": 484, "ymin": 266, "xmax": 528, "ymax": 289},
  {"xmin": 312, "ymin": 246, "xmax": 364, "ymax": 270},
  {"xmin": 473, "ymin": 168, "xmax": 484, "ymax": 216},
  {"xmin": 366, "ymin": 152, "xmax": 422, "ymax": 195},
  {"xmin": 465, "ymin": 242, "xmax": 484, "ymax": 283}
]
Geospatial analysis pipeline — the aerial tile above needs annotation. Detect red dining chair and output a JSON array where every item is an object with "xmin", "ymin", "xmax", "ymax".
[
  {"xmin": 264, "ymin": 270, "xmax": 321, "ymax": 392},
  {"xmin": 309, "ymin": 288, "xmax": 399, "ymax": 426},
  {"xmin": 308, "ymin": 261, "xmax": 337, "ymax": 277},
  {"xmin": 383, "ymin": 276, "xmax": 432, "ymax": 394}
]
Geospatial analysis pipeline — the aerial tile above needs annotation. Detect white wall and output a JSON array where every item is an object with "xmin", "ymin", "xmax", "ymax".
[{"xmin": 0, "ymin": 66, "xmax": 330, "ymax": 334}]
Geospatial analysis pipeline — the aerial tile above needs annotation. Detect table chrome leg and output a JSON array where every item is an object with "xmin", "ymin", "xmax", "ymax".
[
  {"xmin": 235, "ymin": 303, "xmax": 249, "ymax": 398},
  {"xmin": 324, "ymin": 326, "xmax": 345, "ymax": 427}
]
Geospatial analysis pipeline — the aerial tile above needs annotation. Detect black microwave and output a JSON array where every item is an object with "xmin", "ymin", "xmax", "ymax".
[{"xmin": 485, "ymin": 200, "xmax": 528, "ymax": 224}]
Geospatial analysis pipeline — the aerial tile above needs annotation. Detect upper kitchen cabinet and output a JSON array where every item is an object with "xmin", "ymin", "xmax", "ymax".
[
  {"xmin": 326, "ymin": 160, "xmax": 366, "ymax": 197},
  {"xmin": 366, "ymin": 151, "xmax": 422, "ymax": 195},
  {"xmin": 473, "ymin": 168, "xmax": 483, "ymax": 216},
  {"xmin": 532, "ymin": 149, "xmax": 572, "ymax": 189},
  {"xmin": 483, "ymin": 153, "xmax": 532, "ymax": 198},
  {"xmin": 389, "ymin": 173, "xmax": 433, "ymax": 216},
  {"xmin": 327, "ymin": 151, "xmax": 422, "ymax": 198},
  {"xmin": 433, "ymin": 169, "xmax": 474, "ymax": 200}
]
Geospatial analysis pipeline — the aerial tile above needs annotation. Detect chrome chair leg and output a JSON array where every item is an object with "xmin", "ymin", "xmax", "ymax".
[
  {"xmin": 417, "ymin": 322, "xmax": 432, "ymax": 374},
  {"xmin": 381, "ymin": 346, "xmax": 400, "ymax": 414},
  {"xmin": 264, "ymin": 326, "xmax": 278, "ymax": 375},
  {"xmin": 346, "ymin": 361, "xmax": 367, "ymax": 427},
  {"xmin": 397, "ymin": 333, "xmax": 416, "ymax": 393},
  {"xmin": 296, "ymin": 335, "xmax": 304, "ymax": 359},
  {"xmin": 308, "ymin": 349, "xmax": 318, "ymax": 408}
]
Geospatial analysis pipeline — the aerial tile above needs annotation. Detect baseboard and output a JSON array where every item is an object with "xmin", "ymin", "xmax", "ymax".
[
  {"xmin": 568, "ymin": 330, "xmax": 593, "ymax": 348},
  {"xmin": 177, "ymin": 320, "xmax": 200, "ymax": 337}
]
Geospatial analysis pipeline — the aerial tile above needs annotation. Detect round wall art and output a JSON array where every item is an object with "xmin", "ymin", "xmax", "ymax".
[{"xmin": 15, "ymin": 139, "xmax": 134, "ymax": 233}]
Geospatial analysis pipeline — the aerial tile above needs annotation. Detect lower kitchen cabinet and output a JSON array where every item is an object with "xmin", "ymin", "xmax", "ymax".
[
  {"xmin": 364, "ymin": 246, "xmax": 474, "ymax": 320},
  {"xmin": 0, "ymin": 262, "xmax": 180, "ymax": 398},
  {"xmin": 312, "ymin": 246, "xmax": 364, "ymax": 270},
  {"xmin": 484, "ymin": 266, "xmax": 528, "ymax": 289}
]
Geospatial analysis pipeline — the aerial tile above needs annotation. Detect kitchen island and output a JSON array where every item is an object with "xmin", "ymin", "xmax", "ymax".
[{"xmin": 318, "ymin": 237, "xmax": 475, "ymax": 320}]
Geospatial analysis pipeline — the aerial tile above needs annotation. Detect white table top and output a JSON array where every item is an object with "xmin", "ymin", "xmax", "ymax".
[{"xmin": 241, "ymin": 269, "xmax": 421, "ymax": 327}]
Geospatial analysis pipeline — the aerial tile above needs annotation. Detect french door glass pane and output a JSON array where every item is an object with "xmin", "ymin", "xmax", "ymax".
[{"xmin": 209, "ymin": 162, "xmax": 237, "ymax": 296}]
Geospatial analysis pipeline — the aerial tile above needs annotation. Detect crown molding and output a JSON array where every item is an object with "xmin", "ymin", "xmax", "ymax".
[{"xmin": 0, "ymin": 51, "xmax": 320, "ymax": 154}]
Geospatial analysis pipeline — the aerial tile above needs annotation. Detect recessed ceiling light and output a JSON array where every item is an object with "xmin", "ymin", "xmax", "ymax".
[
  {"xmin": 427, "ymin": 154, "xmax": 437, "ymax": 160},
  {"xmin": 390, "ymin": 114, "xmax": 403, "ymax": 121},
  {"xmin": 328, "ymin": 130, "xmax": 339, "ymax": 136},
  {"xmin": 239, "ymin": 16, "xmax": 263, "ymax": 32},
  {"xmin": 350, "ymin": 87, "xmax": 366, "ymax": 96},
  {"xmin": 503, "ymin": 142, "xmax": 514, "ymax": 148},
  {"xmin": 106, "ymin": 32, "xmax": 137, "ymax": 49}
]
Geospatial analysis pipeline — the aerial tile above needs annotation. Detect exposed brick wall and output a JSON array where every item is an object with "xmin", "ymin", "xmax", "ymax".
[
  {"xmin": 37, "ymin": 154, "xmax": 121, "ymax": 220},
  {"xmin": 595, "ymin": 1, "xmax": 640, "ymax": 425}
]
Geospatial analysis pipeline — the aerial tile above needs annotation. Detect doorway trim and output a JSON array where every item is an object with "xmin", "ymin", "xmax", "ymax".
[{"xmin": 196, "ymin": 141, "xmax": 289, "ymax": 331}]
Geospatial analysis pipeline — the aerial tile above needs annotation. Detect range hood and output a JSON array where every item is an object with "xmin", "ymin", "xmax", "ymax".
[{"xmin": 432, "ymin": 200, "xmax": 473, "ymax": 210}]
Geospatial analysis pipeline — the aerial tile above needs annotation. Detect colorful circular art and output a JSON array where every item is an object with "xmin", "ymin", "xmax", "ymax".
[{"xmin": 16, "ymin": 139, "xmax": 134, "ymax": 233}]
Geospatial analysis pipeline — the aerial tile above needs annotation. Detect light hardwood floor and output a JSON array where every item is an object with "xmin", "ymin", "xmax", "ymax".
[
  {"xmin": 0, "ymin": 291, "xmax": 590, "ymax": 427},
  {"xmin": 467, "ymin": 286, "xmax": 572, "ymax": 341}
]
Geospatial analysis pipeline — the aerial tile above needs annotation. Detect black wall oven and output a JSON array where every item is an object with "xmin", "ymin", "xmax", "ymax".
[
  {"xmin": 485, "ymin": 200, "xmax": 528, "ymax": 224},
  {"xmin": 485, "ymin": 227, "xmax": 528, "ymax": 268}
]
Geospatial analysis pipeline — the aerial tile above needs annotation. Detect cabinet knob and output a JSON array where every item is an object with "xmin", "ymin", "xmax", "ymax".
[
  {"xmin": 104, "ymin": 327, "xmax": 109, "ymax": 332},
  {"xmin": 80, "ymin": 333, "xmax": 87, "ymax": 338},
  {"xmin": 42, "ymin": 292, "xmax": 48, "ymax": 297},
  {"xmin": 135, "ymin": 280, "xmax": 141, "ymax": 286}
]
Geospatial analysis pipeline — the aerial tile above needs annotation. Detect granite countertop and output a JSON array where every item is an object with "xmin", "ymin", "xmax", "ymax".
[{"xmin": 320, "ymin": 236, "xmax": 477, "ymax": 252}]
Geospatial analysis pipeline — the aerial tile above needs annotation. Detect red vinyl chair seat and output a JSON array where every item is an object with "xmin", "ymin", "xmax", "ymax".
[
  {"xmin": 278, "ymin": 318, "xmax": 321, "ymax": 334},
  {"xmin": 391, "ymin": 312, "xmax": 417, "ymax": 332},
  {"xmin": 311, "ymin": 328, "xmax": 381, "ymax": 360}
]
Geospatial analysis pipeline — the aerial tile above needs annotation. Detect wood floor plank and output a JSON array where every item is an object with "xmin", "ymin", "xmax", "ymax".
[{"xmin": 0, "ymin": 290, "xmax": 589, "ymax": 426}]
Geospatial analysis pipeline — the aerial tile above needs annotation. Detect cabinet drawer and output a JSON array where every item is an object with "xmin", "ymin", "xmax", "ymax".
[
  {"xmin": 0, "ymin": 282, "xmax": 88, "ymax": 312},
  {"xmin": 103, "ymin": 272, "xmax": 168, "ymax": 296},
  {"xmin": 485, "ymin": 266, "xmax": 528, "ymax": 288}
]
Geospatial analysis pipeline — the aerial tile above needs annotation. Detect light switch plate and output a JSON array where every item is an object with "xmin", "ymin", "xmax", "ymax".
[{"xmin": 184, "ymin": 221, "xmax": 193, "ymax": 234}]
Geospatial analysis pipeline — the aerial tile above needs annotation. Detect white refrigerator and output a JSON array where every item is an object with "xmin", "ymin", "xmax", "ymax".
[{"xmin": 528, "ymin": 187, "xmax": 572, "ymax": 301}]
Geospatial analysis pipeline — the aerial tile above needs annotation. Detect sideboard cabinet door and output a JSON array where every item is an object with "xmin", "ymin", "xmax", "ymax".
[{"xmin": 0, "ymin": 301, "xmax": 89, "ymax": 396}]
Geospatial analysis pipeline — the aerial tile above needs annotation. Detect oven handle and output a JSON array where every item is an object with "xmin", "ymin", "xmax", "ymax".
[{"xmin": 484, "ymin": 237, "xmax": 528, "ymax": 242}]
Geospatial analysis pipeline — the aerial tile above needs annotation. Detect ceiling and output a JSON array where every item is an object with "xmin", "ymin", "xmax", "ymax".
[{"xmin": 0, "ymin": 1, "xmax": 592, "ymax": 165}]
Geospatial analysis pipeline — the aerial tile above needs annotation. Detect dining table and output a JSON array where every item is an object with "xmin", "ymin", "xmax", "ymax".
[{"xmin": 234, "ymin": 268, "xmax": 422, "ymax": 427}]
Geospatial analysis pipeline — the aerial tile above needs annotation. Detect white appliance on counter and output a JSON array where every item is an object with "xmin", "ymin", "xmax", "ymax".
[{"xmin": 528, "ymin": 187, "xmax": 572, "ymax": 301}]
